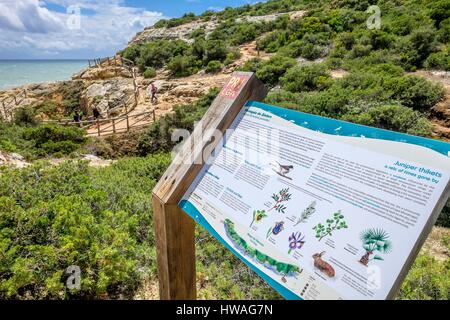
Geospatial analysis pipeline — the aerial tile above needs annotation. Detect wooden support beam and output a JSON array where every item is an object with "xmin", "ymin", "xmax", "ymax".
[{"xmin": 152, "ymin": 72, "xmax": 267, "ymax": 300}]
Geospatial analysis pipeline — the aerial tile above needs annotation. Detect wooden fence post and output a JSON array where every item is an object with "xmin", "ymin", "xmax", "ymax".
[
  {"xmin": 112, "ymin": 118, "xmax": 116, "ymax": 133},
  {"xmin": 152, "ymin": 109, "xmax": 156, "ymax": 122},
  {"xmin": 125, "ymin": 105, "xmax": 130, "ymax": 132},
  {"xmin": 152, "ymin": 72, "xmax": 267, "ymax": 300},
  {"xmin": 97, "ymin": 119, "xmax": 100, "ymax": 137}
]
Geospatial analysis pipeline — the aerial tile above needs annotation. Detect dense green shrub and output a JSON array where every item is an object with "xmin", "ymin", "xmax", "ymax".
[
  {"xmin": 238, "ymin": 58, "xmax": 263, "ymax": 73},
  {"xmin": 13, "ymin": 106, "xmax": 39, "ymax": 126},
  {"xmin": 167, "ymin": 55, "xmax": 199, "ymax": 77},
  {"xmin": 425, "ymin": 51, "xmax": 450, "ymax": 71},
  {"xmin": 254, "ymin": 56, "xmax": 297, "ymax": 87},
  {"xmin": 204, "ymin": 39, "xmax": 228, "ymax": 63},
  {"xmin": 22, "ymin": 124, "xmax": 86, "ymax": 157},
  {"xmin": 398, "ymin": 253, "xmax": 450, "ymax": 300},
  {"xmin": 278, "ymin": 35, "xmax": 327, "ymax": 60},
  {"xmin": 0, "ymin": 155, "xmax": 171, "ymax": 299},
  {"xmin": 143, "ymin": 67, "xmax": 157, "ymax": 78},
  {"xmin": 0, "ymin": 123, "xmax": 34, "ymax": 156},
  {"xmin": 36, "ymin": 101, "xmax": 59, "ymax": 118},
  {"xmin": 386, "ymin": 75, "xmax": 444, "ymax": 111},
  {"xmin": 340, "ymin": 104, "xmax": 432, "ymax": 136},
  {"xmin": 205, "ymin": 60, "xmax": 222, "ymax": 73},
  {"xmin": 229, "ymin": 23, "xmax": 259, "ymax": 46},
  {"xmin": 224, "ymin": 49, "xmax": 242, "ymax": 66},
  {"xmin": 437, "ymin": 201, "xmax": 450, "ymax": 228},
  {"xmin": 135, "ymin": 40, "xmax": 189, "ymax": 71},
  {"xmin": 122, "ymin": 44, "xmax": 141, "ymax": 62},
  {"xmin": 281, "ymin": 64, "xmax": 331, "ymax": 92},
  {"xmin": 154, "ymin": 13, "xmax": 197, "ymax": 29}
]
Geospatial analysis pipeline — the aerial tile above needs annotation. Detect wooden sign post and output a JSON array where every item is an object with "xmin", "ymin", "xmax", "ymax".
[{"xmin": 152, "ymin": 72, "xmax": 268, "ymax": 300}]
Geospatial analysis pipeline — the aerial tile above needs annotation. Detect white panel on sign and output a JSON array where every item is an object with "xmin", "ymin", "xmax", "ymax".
[{"xmin": 180, "ymin": 100, "xmax": 450, "ymax": 300}]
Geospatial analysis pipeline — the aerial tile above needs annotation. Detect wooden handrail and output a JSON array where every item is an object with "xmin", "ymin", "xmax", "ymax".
[
  {"xmin": 0, "ymin": 89, "xmax": 27, "ymax": 121},
  {"xmin": 44, "ymin": 110, "xmax": 155, "ymax": 127}
]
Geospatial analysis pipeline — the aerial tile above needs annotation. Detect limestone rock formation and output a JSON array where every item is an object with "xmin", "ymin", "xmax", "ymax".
[{"xmin": 84, "ymin": 78, "xmax": 135, "ymax": 115}]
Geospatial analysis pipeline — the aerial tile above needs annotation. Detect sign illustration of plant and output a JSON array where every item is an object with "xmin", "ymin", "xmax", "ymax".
[
  {"xmin": 288, "ymin": 232, "xmax": 305, "ymax": 254},
  {"xmin": 359, "ymin": 228, "xmax": 392, "ymax": 266},
  {"xmin": 294, "ymin": 201, "xmax": 316, "ymax": 226},
  {"xmin": 266, "ymin": 221, "xmax": 285, "ymax": 239},
  {"xmin": 313, "ymin": 210, "xmax": 348, "ymax": 241},
  {"xmin": 269, "ymin": 188, "xmax": 291, "ymax": 213},
  {"xmin": 249, "ymin": 209, "xmax": 267, "ymax": 228},
  {"xmin": 224, "ymin": 219, "xmax": 300, "ymax": 279}
]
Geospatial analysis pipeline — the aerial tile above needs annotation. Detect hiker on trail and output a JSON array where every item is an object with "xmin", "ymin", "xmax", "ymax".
[
  {"xmin": 148, "ymin": 83, "xmax": 158, "ymax": 104},
  {"xmin": 92, "ymin": 106, "xmax": 101, "ymax": 120},
  {"xmin": 92, "ymin": 106, "xmax": 101, "ymax": 129},
  {"xmin": 73, "ymin": 111, "xmax": 81, "ymax": 126}
]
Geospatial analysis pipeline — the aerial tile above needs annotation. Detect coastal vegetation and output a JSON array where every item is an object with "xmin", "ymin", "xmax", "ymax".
[{"xmin": 1, "ymin": 0, "xmax": 449, "ymax": 300}]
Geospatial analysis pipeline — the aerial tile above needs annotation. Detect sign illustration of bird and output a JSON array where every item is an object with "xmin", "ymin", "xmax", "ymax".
[{"xmin": 271, "ymin": 161, "xmax": 294, "ymax": 180}]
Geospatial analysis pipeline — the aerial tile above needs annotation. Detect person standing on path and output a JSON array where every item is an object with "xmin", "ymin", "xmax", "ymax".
[
  {"xmin": 73, "ymin": 111, "xmax": 81, "ymax": 127},
  {"xmin": 92, "ymin": 106, "xmax": 101, "ymax": 129},
  {"xmin": 148, "ymin": 83, "xmax": 158, "ymax": 104}
]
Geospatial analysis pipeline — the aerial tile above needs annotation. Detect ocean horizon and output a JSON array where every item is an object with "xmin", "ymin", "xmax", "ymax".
[{"xmin": 0, "ymin": 60, "xmax": 89, "ymax": 91}]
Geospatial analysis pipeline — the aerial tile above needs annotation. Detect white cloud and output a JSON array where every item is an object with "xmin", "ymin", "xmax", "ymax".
[
  {"xmin": 0, "ymin": 0, "xmax": 166, "ymax": 58},
  {"xmin": 0, "ymin": 0, "xmax": 63, "ymax": 33}
]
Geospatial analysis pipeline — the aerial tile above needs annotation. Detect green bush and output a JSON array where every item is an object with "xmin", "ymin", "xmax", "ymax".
[
  {"xmin": 122, "ymin": 44, "xmax": 142, "ymax": 62},
  {"xmin": 154, "ymin": 12, "xmax": 197, "ymax": 29},
  {"xmin": 13, "ymin": 106, "xmax": 39, "ymax": 126},
  {"xmin": 238, "ymin": 58, "xmax": 263, "ymax": 73},
  {"xmin": 205, "ymin": 60, "xmax": 222, "ymax": 73},
  {"xmin": 437, "ymin": 201, "xmax": 450, "ymax": 228},
  {"xmin": 143, "ymin": 67, "xmax": 157, "ymax": 78},
  {"xmin": 0, "ymin": 154, "xmax": 171, "ymax": 299},
  {"xmin": 398, "ymin": 253, "xmax": 450, "ymax": 300},
  {"xmin": 340, "ymin": 104, "xmax": 432, "ymax": 137},
  {"xmin": 425, "ymin": 51, "xmax": 450, "ymax": 71},
  {"xmin": 23, "ymin": 124, "xmax": 86, "ymax": 157},
  {"xmin": 255, "ymin": 56, "xmax": 297, "ymax": 87},
  {"xmin": 224, "ymin": 49, "xmax": 242, "ymax": 66},
  {"xmin": 167, "ymin": 55, "xmax": 199, "ymax": 77},
  {"xmin": 386, "ymin": 75, "xmax": 444, "ymax": 111},
  {"xmin": 204, "ymin": 40, "xmax": 228, "ymax": 63},
  {"xmin": 36, "ymin": 101, "xmax": 59, "ymax": 118},
  {"xmin": 281, "ymin": 64, "xmax": 331, "ymax": 92},
  {"xmin": 136, "ymin": 40, "xmax": 189, "ymax": 71}
]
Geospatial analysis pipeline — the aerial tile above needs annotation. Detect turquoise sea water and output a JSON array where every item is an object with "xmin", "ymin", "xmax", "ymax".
[{"xmin": 0, "ymin": 60, "xmax": 88, "ymax": 90}]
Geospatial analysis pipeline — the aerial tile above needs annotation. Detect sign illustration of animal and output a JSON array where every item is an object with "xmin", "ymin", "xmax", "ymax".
[
  {"xmin": 272, "ymin": 162, "xmax": 294, "ymax": 180},
  {"xmin": 312, "ymin": 252, "xmax": 335, "ymax": 278}
]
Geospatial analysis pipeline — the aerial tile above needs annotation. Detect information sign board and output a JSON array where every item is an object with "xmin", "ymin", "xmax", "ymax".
[{"xmin": 180, "ymin": 101, "xmax": 450, "ymax": 300}]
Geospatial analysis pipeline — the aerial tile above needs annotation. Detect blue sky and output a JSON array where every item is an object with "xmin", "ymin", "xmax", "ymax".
[{"xmin": 0, "ymin": 0, "xmax": 262, "ymax": 59}]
